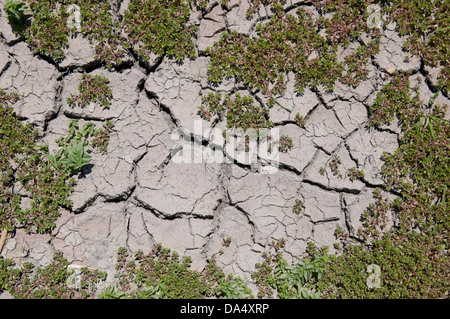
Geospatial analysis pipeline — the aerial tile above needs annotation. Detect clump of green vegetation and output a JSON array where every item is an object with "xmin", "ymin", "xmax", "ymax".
[
  {"xmin": 225, "ymin": 94, "xmax": 272, "ymax": 130},
  {"xmin": 76, "ymin": 0, "xmax": 124, "ymax": 67},
  {"xmin": 222, "ymin": 236, "xmax": 232, "ymax": 247},
  {"xmin": 49, "ymin": 120, "xmax": 95, "ymax": 174},
  {"xmin": 319, "ymin": 167, "xmax": 325, "ymax": 176},
  {"xmin": 1, "ymin": 89, "xmax": 113, "ymax": 234},
  {"xmin": 122, "ymin": 0, "xmax": 197, "ymax": 62},
  {"xmin": 278, "ymin": 135, "xmax": 293, "ymax": 153},
  {"xmin": 203, "ymin": 255, "xmax": 254, "ymax": 299},
  {"xmin": 355, "ymin": 188, "xmax": 391, "ymax": 242},
  {"xmin": 214, "ymin": 274, "xmax": 253, "ymax": 299},
  {"xmin": 295, "ymin": 113, "xmax": 306, "ymax": 128},
  {"xmin": 24, "ymin": 1, "xmax": 123, "ymax": 65},
  {"xmin": 246, "ymin": 0, "xmax": 286, "ymax": 16},
  {"xmin": 200, "ymin": 92, "xmax": 272, "ymax": 131},
  {"xmin": 199, "ymin": 92, "xmax": 273, "ymax": 155},
  {"xmin": 112, "ymin": 245, "xmax": 211, "ymax": 299},
  {"xmin": 25, "ymin": 1, "xmax": 71, "ymax": 61},
  {"xmin": 383, "ymin": 0, "xmax": 449, "ymax": 92},
  {"xmin": 20, "ymin": 0, "xmax": 200, "ymax": 65},
  {"xmin": 189, "ymin": 0, "xmax": 229, "ymax": 11},
  {"xmin": 0, "ymin": 89, "xmax": 75, "ymax": 233},
  {"xmin": 198, "ymin": 91, "xmax": 224, "ymax": 121},
  {"xmin": 339, "ymin": 38, "xmax": 380, "ymax": 87},
  {"xmin": 328, "ymin": 154, "xmax": 342, "ymax": 178},
  {"xmin": 206, "ymin": 8, "xmax": 343, "ymax": 103},
  {"xmin": 67, "ymin": 74, "xmax": 113, "ymax": 109},
  {"xmin": 252, "ymin": 239, "xmax": 329, "ymax": 299},
  {"xmin": 318, "ymin": 230, "xmax": 449, "ymax": 298},
  {"xmin": 91, "ymin": 120, "xmax": 115, "ymax": 154},
  {"xmin": 380, "ymin": 111, "xmax": 449, "ymax": 235},
  {"xmin": 292, "ymin": 199, "xmax": 304, "ymax": 215},
  {"xmin": 315, "ymin": 68, "xmax": 450, "ymax": 299},
  {"xmin": 100, "ymin": 245, "xmax": 252, "ymax": 299},
  {"xmin": 367, "ymin": 74, "xmax": 421, "ymax": 128},
  {"xmin": 347, "ymin": 167, "xmax": 365, "ymax": 182},
  {"xmin": 1, "ymin": 245, "xmax": 251, "ymax": 299},
  {"xmin": 206, "ymin": 1, "xmax": 384, "ymax": 104},
  {"xmin": 314, "ymin": 0, "xmax": 382, "ymax": 87},
  {"xmin": 3, "ymin": 0, "xmax": 31, "ymax": 33},
  {"xmin": 0, "ymin": 251, "xmax": 106, "ymax": 298}
]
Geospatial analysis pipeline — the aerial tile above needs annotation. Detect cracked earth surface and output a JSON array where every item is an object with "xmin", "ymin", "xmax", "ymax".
[{"xmin": 1, "ymin": 0, "xmax": 449, "ymax": 297}]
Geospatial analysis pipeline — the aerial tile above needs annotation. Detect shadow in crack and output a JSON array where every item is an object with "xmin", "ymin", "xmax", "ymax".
[{"xmin": 77, "ymin": 163, "xmax": 94, "ymax": 178}]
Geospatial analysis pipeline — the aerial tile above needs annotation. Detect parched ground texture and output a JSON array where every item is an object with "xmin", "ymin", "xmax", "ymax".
[{"xmin": 0, "ymin": 0, "xmax": 449, "ymax": 298}]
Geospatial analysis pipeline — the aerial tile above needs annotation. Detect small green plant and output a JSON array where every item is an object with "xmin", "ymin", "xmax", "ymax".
[
  {"xmin": 200, "ymin": 92, "xmax": 277, "ymax": 156},
  {"xmin": 201, "ymin": 93, "xmax": 273, "ymax": 154},
  {"xmin": 334, "ymin": 225, "xmax": 350, "ymax": 247},
  {"xmin": 292, "ymin": 199, "xmax": 304, "ymax": 215},
  {"xmin": 58, "ymin": 138, "xmax": 91, "ymax": 173},
  {"xmin": 215, "ymin": 275, "xmax": 253, "ymax": 299},
  {"xmin": 278, "ymin": 135, "xmax": 293, "ymax": 153},
  {"xmin": 48, "ymin": 120, "xmax": 95, "ymax": 174},
  {"xmin": 329, "ymin": 154, "xmax": 342, "ymax": 178},
  {"xmin": 295, "ymin": 113, "xmax": 306, "ymax": 128},
  {"xmin": 47, "ymin": 118, "xmax": 111, "ymax": 175},
  {"xmin": 91, "ymin": 120, "xmax": 114, "ymax": 154},
  {"xmin": 319, "ymin": 167, "xmax": 326, "ymax": 176},
  {"xmin": 3, "ymin": 0, "xmax": 30, "ymax": 33},
  {"xmin": 98, "ymin": 284, "xmax": 126, "ymax": 299},
  {"xmin": 347, "ymin": 167, "xmax": 365, "ymax": 182},
  {"xmin": 198, "ymin": 92, "xmax": 223, "ymax": 121},
  {"xmin": 222, "ymin": 237, "xmax": 232, "ymax": 247},
  {"xmin": 67, "ymin": 74, "xmax": 112, "ymax": 109},
  {"xmin": 225, "ymin": 94, "xmax": 272, "ymax": 131}
]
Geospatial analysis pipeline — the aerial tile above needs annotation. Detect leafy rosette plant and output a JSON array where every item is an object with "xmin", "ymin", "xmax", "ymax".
[{"xmin": 3, "ymin": 0, "xmax": 31, "ymax": 33}]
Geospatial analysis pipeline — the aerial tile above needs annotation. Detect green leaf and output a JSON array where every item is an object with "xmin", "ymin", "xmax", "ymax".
[
  {"xmin": 99, "ymin": 284, "xmax": 125, "ymax": 299},
  {"xmin": 428, "ymin": 121, "xmax": 435, "ymax": 139},
  {"xmin": 441, "ymin": 185, "xmax": 447, "ymax": 205}
]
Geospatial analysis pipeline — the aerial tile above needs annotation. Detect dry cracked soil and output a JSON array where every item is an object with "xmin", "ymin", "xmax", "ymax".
[{"xmin": 0, "ymin": 0, "xmax": 449, "ymax": 298}]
